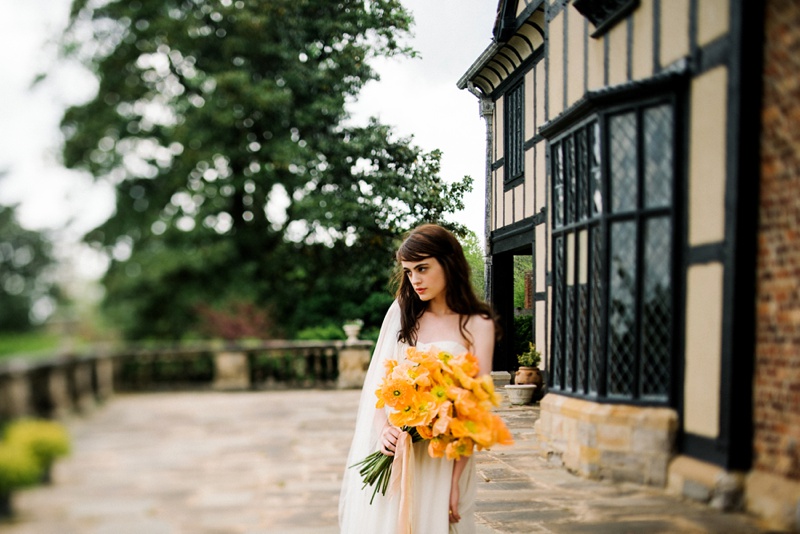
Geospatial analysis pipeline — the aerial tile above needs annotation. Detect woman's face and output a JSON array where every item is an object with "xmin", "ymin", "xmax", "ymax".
[{"xmin": 401, "ymin": 257, "xmax": 447, "ymax": 303}]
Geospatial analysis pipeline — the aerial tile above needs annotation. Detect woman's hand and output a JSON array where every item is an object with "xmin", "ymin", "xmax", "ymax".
[
  {"xmin": 449, "ymin": 484, "xmax": 460, "ymax": 523},
  {"xmin": 380, "ymin": 424, "xmax": 401, "ymax": 456}
]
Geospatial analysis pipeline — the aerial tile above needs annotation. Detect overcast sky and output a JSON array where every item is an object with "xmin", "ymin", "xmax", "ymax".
[{"xmin": 0, "ymin": 0, "xmax": 498, "ymax": 279}]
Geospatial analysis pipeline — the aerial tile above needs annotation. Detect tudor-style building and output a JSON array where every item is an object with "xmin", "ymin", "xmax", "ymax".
[{"xmin": 459, "ymin": 0, "xmax": 799, "ymax": 530}]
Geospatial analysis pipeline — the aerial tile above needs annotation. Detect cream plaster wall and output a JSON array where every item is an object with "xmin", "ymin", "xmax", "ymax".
[
  {"xmin": 492, "ymin": 169, "xmax": 499, "ymax": 231},
  {"xmin": 659, "ymin": 0, "xmax": 690, "ymax": 67},
  {"xmin": 525, "ymin": 69, "xmax": 535, "ymax": 141},
  {"xmin": 514, "ymin": 184, "xmax": 525, "ymax": 223},
  {"xmin": 567, "ymin": 6, "xmax": 585, "ymax": 107},
  {"xmin": 505, "ymin": 189, "xmax": 514, "ymax": 227},
  {"xmin": 697, "ymin": 0, "xmax": 730, "ymax": 46},
  {"xmin": 535, "ymin": 141, "xmax": 546, "ymax": 213},
  {"xmin": 689, "ymin": 67, "xmax": 728, "ymax": 245},
  {"xmin": 587, "ymin": 26, "xmax": 604, "ymax": 90},
  {"xmin": 549, "ymin": 11, "xmax": 565, "ymax": 118},
  {"xmin": 496, "ymin": 97, "xmax": 504, "ymax": 162},
  {"xmin": 607, "ymin": 20, "xmax": 628, "ymax": 86},
  {"xmin": 525, "ymin": 148, "xmax": 535, "ymax": 217},
  {"xmin": 683, "ymin": 263, "xmax": 724, "ymax": 438},
  {"xmin": 536, "ymin": 224, "xmax": 546, "ymax": 291},
  {"xmin": 535, "ymin": 63, "xmax": 546, "ymax": 127},
  {"xmin": 632, "ymin": 0, "xmax": 654, "ymax": 80},
  {"xmin": 535, "ymin": 300, "xmax": 546, "ymax": 368}
]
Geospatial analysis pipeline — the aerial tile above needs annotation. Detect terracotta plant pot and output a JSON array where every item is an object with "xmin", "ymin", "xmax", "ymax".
[{"xmin": 515, "ymin": 366, "xmax": 543, "ymax": 388}]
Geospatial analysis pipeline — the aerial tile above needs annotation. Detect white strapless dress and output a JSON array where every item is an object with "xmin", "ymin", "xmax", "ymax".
[{"xmin": 339, "ymin": 333, "xmax": 477, "ymax": 534}]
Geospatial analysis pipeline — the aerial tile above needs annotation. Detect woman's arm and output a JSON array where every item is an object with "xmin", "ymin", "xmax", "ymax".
[
  {"xmin": 450, "ymin": 314, "xmax": 496, "ymax": 521},
  {"xmin": 449, "ymin": 456, "xmax": 469, "ymax": 522},
  {"xmin": 467, "ymin": 314, "xmax": 496, "ymax": 377}
]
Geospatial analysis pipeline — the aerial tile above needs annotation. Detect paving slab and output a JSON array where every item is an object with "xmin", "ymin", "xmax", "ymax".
[{"xmin": 0, "ymin": 390, "xmax": 769, "ymax": 533}]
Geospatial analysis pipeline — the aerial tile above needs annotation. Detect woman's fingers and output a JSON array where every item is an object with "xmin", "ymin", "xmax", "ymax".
[{"xmin": 380, "ymin": 426, "xmax": 400, "ymax": 456}]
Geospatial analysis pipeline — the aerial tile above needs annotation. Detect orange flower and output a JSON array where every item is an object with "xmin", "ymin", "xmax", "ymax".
[
  {"xmin": 432, "ymin": 401, "xmax": 453, "ymax": 437},
  {"xmin": 428, "ymin": 435, "xmax": 451, "ymax": 458},
  {"xmin": 392, "ymin": 360, "xmax": 431, "ymax": 389},
  {"xmin": 449, "ymin": 416, "xmax": 494, "ymax": 448},
  {"xmin": 389, "ymin": 392, "xmax": 437, "ymax": 428},
  {"xmin": 377, "ymin": 378, "xmax": 415, "ymax": 410},
  {"xmin": 451, "ymin": 352, "xmax": 480, "ymax": 378},
  {"xmin": 445, "ymin": 436, "xmax": 475, "ymax": 460}
]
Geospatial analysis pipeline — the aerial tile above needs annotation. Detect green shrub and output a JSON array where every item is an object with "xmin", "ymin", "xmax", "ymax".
[
  {"xmin": 295, "ymin": 324, "xmax": 346, "ymax": 341},
  {"xmin": 5, "ymin": 419, "xmax": 70, "ymax": 469},
  {"xmin": 0, "ymin": 442, "xmax": 42, "ymax": 494},
  {"xmin": 512, "ymin": 314, "xmax": 534, "ymax": 357}
]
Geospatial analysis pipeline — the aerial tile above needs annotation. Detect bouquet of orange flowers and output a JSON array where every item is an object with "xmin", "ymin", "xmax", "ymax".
[{"xmin": 351, "ymin": 346, "xmax": 514, "ymax": 503}]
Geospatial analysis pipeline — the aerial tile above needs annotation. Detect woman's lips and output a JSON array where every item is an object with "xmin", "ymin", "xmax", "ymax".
[{"xmin": 415, "ymin": 288, "xmax": 426, "ymax": 294}]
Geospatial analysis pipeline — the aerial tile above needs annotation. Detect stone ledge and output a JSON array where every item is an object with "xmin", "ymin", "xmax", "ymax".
[
  {"xmin": 667, "ymin": 455, "xmax": 745, "ymax": 512},
  {"xmin": 745, "ymin": 470, "xmax": 800, "ymax": 532},
  {"xmin": 536, "ymin": 394, "xmax": 678, "ymax": 487}
]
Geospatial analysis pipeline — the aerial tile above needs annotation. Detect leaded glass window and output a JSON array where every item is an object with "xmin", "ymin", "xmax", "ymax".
[
  {"xmin": 550, "ymin": 99, "xmax": 675, "ymax": 404},
  {"xmin": 504, "ymin": 82, "xmax": 524, "ymax": 183}
]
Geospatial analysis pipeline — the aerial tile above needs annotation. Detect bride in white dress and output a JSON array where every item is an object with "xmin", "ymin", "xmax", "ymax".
[{"xmin": 339, "ymin": 224, "xmax": 496, "ymax": 534}]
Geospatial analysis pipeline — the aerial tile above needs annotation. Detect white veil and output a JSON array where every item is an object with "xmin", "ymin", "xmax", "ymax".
[{"xmin": 339, "ymin": 300, "xmax": 406, "ymax": 531}]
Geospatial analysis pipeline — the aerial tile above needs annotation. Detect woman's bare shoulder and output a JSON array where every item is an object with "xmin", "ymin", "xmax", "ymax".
[{"xmin": 466, "ymin": 313, "xmax": 495, "ymax": 336}]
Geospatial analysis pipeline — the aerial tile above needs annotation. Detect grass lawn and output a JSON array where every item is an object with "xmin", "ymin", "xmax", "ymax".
[{"xmin": 0, "ymin": 331, "xmax": 63, "ymax": 361}]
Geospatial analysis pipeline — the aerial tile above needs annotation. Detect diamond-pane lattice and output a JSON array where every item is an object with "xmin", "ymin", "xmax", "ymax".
[
  {"xmin": 554, "ymin": 142, "xmax": 564, "ymax": 227},
  {"xmin": 607, "ymin": 222, "xmax": 636, "ymax": 397},
  {"xmin": 566, "ymin": 136, "xmax": 576, "ymax": 225},
  {"xmin": 589, "ymin": 225, "xmax": 603, "ymax": 395},
  {"xmin": 610, "ymin": 113, "xmax": 637, "ymax": 212},
  {"xmin": 641, "ymin": 217, "xmax": 672, "ymax": 398},
  {"xmin": 577, "ymin": 284, "xmax": 588, "ymax": 393},
  {"xmin": 644, "ymin": 105, "xmax": 674, "ymax": 208},
  {"xmin": 590, "ymin": 122, "xmax": 603, "ymax": 215},
  {"xmin": 577, "ymin": 128, "xmax": 589, "ymax": 221},
  {"xmin": 552, "ymin": 236, "xmax": 564, "ymax": 388}
]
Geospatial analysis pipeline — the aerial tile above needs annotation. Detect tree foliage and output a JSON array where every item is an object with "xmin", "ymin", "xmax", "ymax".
[
  {"xmin": 0, "ymin": 204, "xmax": 58, "ymax": 332},
  {"xmin": 60, "ymin": 0, "xmax": 471, "ymax": 339}
]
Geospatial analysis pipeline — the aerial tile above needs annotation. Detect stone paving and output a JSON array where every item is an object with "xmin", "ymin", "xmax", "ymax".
[{"xmin": 0, "ymin": 389, "xmax": 769, "ymax": 534}]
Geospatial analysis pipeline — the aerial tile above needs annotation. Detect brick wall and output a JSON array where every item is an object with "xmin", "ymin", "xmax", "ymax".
[{"xmin": 754, "ymin": 0, "xmax": 800, "ymax": 481}]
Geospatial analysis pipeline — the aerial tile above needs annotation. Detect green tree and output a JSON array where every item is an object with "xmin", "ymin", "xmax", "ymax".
[
  {"xmin": 0, "ymin": 204, "xmax": 58, "ymax": 331},
  {"xmin": 459, "ymin": 229, "xmax": 485, "ymax": 299},
  {"xmin": 60, "ymin": 0, "xmax": 470, "ymax": 339}
]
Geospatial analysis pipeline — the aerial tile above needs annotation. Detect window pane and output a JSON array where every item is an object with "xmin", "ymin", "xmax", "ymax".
[
  {"xmin": 553, "ymin": 142, "xmax": 564, "ymax": 227},
  {"xmin": 589, "ymin": 224, "xmax": 603, "ymax": 395},
  {"xmin": 577, "ymin": 231, "xmax": 589, "ymax": 393},
  {"xmin": 552, "ymin": 235, "xmax": 565, "ymax": 389},
  {"xmin": 607, "ymin": 221, "xmax": 636, "ymax": 398},
  {"xmin": 566, "ymin": 136, "xmax": 576, "ymax": 225},
  {"xmin": 565, "ymin": 233, "xmax": 575, "ymax": 390},
  {"xmin": 577, "ymin": 127, "xmax": 589, "ymax": 221},
  {"xmin": 590, "ymin": 121, "xmax": 603, "ymax": 215},
  {"xmin": 609, "ymin": 112, "xmax": 637, "ymax": 212},
  {"xmin": 644, "ymin": 104, "xmax": 673, "ymax": 208},
  {"xmin": 641, "ymin": 217, "xmax": 672, "ymax": 399}
]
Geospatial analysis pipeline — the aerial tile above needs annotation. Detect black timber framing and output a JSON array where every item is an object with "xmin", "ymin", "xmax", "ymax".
[
  {"xmin": 490, "ymin": 217, "xmax": 539, "ymax": 374},
  {"xmin": 677, "ymin": 0, "xmax": 764, "ymax": 471}
]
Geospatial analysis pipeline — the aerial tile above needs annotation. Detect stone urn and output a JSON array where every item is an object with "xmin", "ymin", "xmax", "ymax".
[
  {"xmin": 343, "ymin": 323, "xmax": 362, "ymax": 342},
  {"xmin": 504, "ymin": 384, "xmax": 537, "ymax": 405}
]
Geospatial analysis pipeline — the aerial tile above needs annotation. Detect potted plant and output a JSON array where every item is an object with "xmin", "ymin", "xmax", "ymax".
[{"xmin": 514, "ymin": 342, "xmax": 543, "ymax": 388}]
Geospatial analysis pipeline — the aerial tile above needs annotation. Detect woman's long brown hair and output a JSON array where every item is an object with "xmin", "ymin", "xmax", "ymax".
[{"xmin": 394, "ymin": 224, "xmax": 495, "ymax": 347}]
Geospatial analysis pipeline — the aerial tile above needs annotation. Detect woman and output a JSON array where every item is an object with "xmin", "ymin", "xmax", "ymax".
[{"xmin": 339, "ymin": 224, "xmax": 496, "ymax": 534}]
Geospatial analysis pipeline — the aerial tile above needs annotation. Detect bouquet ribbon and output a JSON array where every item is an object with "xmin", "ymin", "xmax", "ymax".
[{"xmin": 389, "ymin": 430, "xmax": 414, "ymax": 534}]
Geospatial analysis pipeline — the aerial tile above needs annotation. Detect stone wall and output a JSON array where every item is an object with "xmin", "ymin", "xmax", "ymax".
[
  {"xmin": 534, "ymin": 395, "xmax": 678, "ymax": 487},
  {"xmin": 749, "ymin": 1, "xmax": 800, "ymax": 529}
]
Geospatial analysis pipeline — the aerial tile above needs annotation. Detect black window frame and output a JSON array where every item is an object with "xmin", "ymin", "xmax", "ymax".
[
  {"xmin": 504, "ymin": 80, "xmax": 525, "ymax": 188},
  {"xmin": 549, "ymin": 92, "xmax": 680, "ymax": 407}
]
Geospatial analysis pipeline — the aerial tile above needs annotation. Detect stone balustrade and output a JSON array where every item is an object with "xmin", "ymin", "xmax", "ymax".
[{"xmin": 0, "ymin": 340, "xmax": 373, "ymax": 422}]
